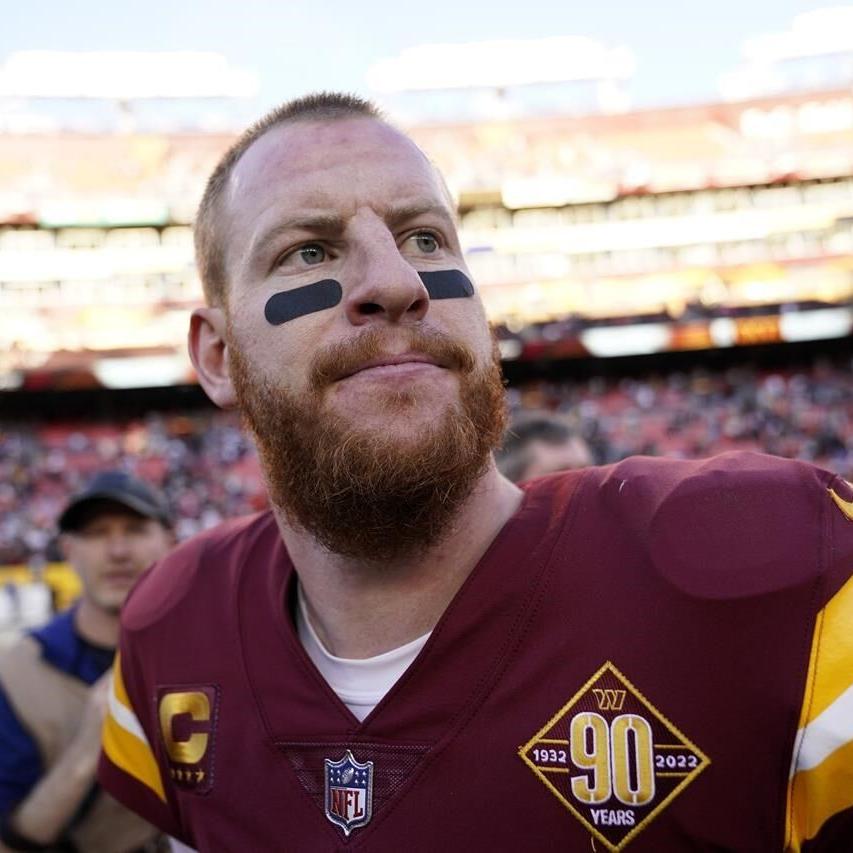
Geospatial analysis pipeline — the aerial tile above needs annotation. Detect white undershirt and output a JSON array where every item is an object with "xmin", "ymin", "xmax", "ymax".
[{"xmin": 296, "ymin": 585, "xmax": 431, "ymax": 722}]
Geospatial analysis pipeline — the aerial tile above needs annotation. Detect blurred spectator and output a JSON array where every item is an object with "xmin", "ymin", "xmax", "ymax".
[
  {"xmin": 0, "ymin": 471, "xmax": 173, "ymax": 851},
  {"xmin": 0, "ymin": 411, "xmax": 267, "ymax": 568},
  {"xmin": 504, "ymin": 357, "xmax": 852, "ymax": 474},
  {"xmin": 497, "ymin": 411, "xmax": 593, "ymax": 482}
]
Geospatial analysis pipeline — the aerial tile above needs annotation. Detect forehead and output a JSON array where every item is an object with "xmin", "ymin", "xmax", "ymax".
[
  {"xmin": 224, "ymin": 118, "xmax": 450, "ymax": 239},
  {"xmin": 71, "ymin": 504, "xmax": 150, "ymax": 532}
]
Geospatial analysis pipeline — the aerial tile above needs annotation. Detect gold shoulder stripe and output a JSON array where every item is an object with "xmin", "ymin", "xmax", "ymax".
[
  {"xmin": 102, "ymin": 711, "xmax": 166, "ymax": 802},
  {"xmin": 101, "ymin": 655, "xmax": 166, "ymax": 802},
  {"xmin": 112, "ymin": 652, "xmax": 132, "ymax": 710},
  {"xmin": 786, "ymin": 573, "xmax": 853, "ymax": 850},
  {"xmin": 828, "ymin": 486, "xmax": 853, "ymax": 523},
  {"xmin": 787, "ymin": 739, "xmax": 853, "ymax": 851},
  {"xmin": 802, "ymin": 573, "xmax": 853, "ymax": 723}
]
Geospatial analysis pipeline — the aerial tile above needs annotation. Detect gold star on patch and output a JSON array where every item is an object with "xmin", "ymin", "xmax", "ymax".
[{"xmin": 519, "ymin": 661, "xmax": 710, "ymax": 852}]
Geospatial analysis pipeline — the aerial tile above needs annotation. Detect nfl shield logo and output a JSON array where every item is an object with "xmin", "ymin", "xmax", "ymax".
[{"xmin": 324, "ymin": 749, "xmax": 374, "ymax": 836}]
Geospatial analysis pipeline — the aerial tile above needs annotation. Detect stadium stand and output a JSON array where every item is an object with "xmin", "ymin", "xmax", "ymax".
[
  {"xmin": 1, "ymin": 355, "xmax": 849, "ymax": 574},
  {"xmin": 0, "ymin": 410, "xmax": 266, "ymax": 568}
]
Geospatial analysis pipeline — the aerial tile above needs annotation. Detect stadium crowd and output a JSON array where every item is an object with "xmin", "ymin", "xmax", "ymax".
[{"xmin": 1, "ymin": 357, "xmax": 850, "ymax": 568}]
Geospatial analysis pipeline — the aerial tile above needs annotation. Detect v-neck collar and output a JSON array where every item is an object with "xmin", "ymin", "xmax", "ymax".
[{"xmin": 237, "ymin": 470, "xmax": 586, "ymax": 743}]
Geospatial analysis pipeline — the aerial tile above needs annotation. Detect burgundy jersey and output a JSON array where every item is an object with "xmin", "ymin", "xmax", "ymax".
[{"xmin": 100, "ymin": 452, "xmax": 853, "ymax": 851}]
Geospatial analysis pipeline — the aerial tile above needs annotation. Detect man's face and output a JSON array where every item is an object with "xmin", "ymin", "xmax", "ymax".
[
  {"xmin": 62, "ymin": 508, "xmax": 173, "ymax": 614},
  {"xmin": 220, "ymin": 117, "xmax": 495, "ymax": 436},
  {"xmin": 212, "ymin": 118, "xmax": 506, "ymax": 560},
  {"xmin": 523, "ymin": 437, "xmax": 593, "ymax": 480}
]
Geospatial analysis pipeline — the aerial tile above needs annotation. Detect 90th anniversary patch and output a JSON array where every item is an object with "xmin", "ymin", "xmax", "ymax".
[{"xmin": 519, "ymin": 662, "xmax": 710, "ymax": 852}]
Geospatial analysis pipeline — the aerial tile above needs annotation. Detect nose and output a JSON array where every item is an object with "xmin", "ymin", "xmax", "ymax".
[
  {"xmin": 105, "ymin": 531, "xmax": 133, "ymax": 560},
  {"xmin": 343, "ymin": 229, "xmax": 430, "ymax": 326}
]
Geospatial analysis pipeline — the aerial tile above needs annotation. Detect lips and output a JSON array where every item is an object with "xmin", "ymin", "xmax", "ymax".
[
  {"xmin": 309, "ymin": 327, "xmax": 474, "ymax": 391},
  {"xmin": 340, "ymin": 353, "xmax": 444, "ymax": 380},
  {"xmin": 102, "ymin": 571, "xmax": 139, "ymax": 584}
]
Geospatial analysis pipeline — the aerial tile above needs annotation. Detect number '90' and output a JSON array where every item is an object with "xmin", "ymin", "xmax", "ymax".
[{"xmin": 570, "ymin": 712, "xmax": 655, "ymax": 807}]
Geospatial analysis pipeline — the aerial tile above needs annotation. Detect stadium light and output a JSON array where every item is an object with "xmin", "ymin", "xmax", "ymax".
[
  {"xmin": 0, "ymin": 51, "xmax": 258, "ymax": 100},
  {"xmin": 719, "ymin": 8, "xmax": 853, "ymax": 100},
  {"xmin": 742, "ymin": 8, "xmax": 853, "ymax": 63},
  {"xmin": 366, "ymin": 37, "xmax": 635, "ymax": 93}
]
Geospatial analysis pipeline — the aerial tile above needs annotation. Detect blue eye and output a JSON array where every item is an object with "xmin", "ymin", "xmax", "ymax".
[
  {"xmin": 299, "ymin": 244, "xmax": 326, "ymax": 265},
  {"xmin": 413, "ymin": 232, "xmax": 438, "ymax": 253}
]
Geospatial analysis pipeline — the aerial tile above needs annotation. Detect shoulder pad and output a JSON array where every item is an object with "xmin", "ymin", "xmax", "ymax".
[
  {"xmin": 595, "ymin": 452, "xmax": 832, "ymax": 599},
  {"xmin": 121, "ymin": 511, "xmax": 276, "ymax": 632}
]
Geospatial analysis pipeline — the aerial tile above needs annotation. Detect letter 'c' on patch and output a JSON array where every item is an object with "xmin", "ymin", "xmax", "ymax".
[{"xmin": 263, "ymin": 270, "xmax": 474, "ymax": 326}]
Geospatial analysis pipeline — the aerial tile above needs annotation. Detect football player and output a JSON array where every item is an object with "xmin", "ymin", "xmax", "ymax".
[{"xmin": 99, "ymin": 93, "xmax": 853, "ymax": 851}]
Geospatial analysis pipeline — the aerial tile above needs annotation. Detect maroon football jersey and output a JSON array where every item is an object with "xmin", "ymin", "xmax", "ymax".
[{"xmin": 100, "ymin": 452, "xmax": 853, "ymax": 851}]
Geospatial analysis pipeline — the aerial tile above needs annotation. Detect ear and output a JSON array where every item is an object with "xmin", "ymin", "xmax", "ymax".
[{"xmin": 188, "ymin": 307, "xmax": 238, "ymax": 409}]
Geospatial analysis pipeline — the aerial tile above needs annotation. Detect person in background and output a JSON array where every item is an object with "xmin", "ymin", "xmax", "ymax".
[
  {"xmin": 496, "ymin": 411, "xmax": 593, "ymax": 482},
  {"xmin": 0, "ymin": 471, "xmax": 174, "ymax": 852}
]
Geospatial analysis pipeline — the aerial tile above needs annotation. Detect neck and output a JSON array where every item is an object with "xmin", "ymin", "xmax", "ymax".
[
  {"xmin": 74, "ymin": 599, "xmax": 120, "ymax": 648},
  {"xmin": 277, "ymin": 460, "xmax": 523, "ymax": 659}
]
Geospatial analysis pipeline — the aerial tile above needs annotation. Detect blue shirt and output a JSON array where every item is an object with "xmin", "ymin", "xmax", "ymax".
[{"xmin": 0, "ymin": 607, "xmax": 114, "ymax": 820}]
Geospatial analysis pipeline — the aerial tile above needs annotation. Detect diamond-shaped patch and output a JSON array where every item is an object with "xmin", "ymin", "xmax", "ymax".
[{"xmin": 519, "ymin": 661, "xmax": 710, "ymax": 851}]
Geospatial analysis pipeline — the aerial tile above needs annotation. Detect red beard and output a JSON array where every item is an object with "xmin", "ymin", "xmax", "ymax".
[{"xmin": 229, "ymin": 324, "xmax": 507, "ymax": 563}]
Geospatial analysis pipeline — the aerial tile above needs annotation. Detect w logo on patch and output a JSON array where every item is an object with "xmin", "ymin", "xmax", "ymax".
[
  {"xmin": 324, "ymin": 750, "xmax": 374, "ymax": 836},
  {"xmin": 592, "ymin": 688, "xmax": 626, "ymax": 711}
]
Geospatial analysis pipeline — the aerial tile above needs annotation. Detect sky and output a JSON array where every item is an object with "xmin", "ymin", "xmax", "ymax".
[{"xmin": 0, "ymin": 0, "xmax": 848, "ymax": 123}]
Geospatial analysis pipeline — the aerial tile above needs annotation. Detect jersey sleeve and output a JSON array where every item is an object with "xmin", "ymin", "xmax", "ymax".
[
  {"xmin": 98, "ymin": 649, "xmax": 185, "ymax": 840},
  {"xmin": 786, "ymin": 479, "xmax": 853, "ymax": 851}
]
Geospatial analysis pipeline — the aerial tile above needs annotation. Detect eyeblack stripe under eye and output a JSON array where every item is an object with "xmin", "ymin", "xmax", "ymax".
[
  {"xmin": 262, "ymin": 269, "xmax": 474, "ymax": 326},
  {"xmin": 418, "ymin": 269, "xmax": 474, "ymax": 299},
  {"xmin": 264, "ymin": 279, "xmax": 343, "ymax": 325}
]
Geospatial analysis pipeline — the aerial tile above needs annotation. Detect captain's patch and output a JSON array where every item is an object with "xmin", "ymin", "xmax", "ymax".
[
  {"xmin": 519, "ymin": 661, "xmax": 709, "ymax": 851},
  {"xmin": 157, "ymin": 685, "xmax": 219, "ymax": 795}
]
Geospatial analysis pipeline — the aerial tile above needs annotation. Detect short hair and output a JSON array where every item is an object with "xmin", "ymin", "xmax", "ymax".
[
  {"xmin": 496, "ymin": 412, "xmax": 579, "ymax": 483},
  {"xmin": 194, "ymin": 92, "xmax": 384, "ymax": 307}
]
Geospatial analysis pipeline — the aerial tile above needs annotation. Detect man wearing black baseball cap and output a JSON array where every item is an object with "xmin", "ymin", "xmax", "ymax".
[
  {"xmin": 58, "ymin": 470, "xmax": 173, "ymax": 536},
  {"xmin": 0, "ymin": 471, "xmax": 174, "ymax": 852}
]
